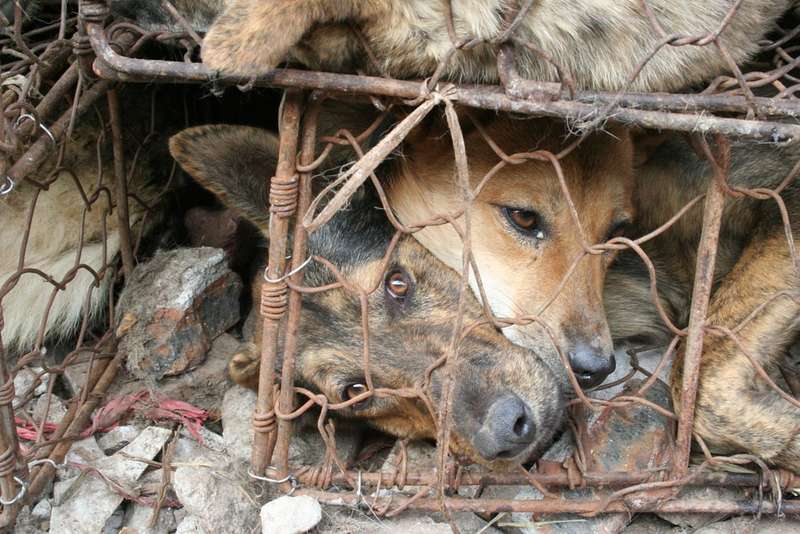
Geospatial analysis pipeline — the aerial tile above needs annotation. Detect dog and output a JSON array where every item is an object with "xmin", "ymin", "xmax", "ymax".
[
  {"xmin": 606, "ymin": 133, "xmax": 800, "ymax": 472},
  {"xmin": 169, "ymin": 123, "xmax": 565, "ymax": 466},
  {"xmin": 102, "ymin": 0, "xmax": 796, "ymax": 92},
  {"xmin": 201, "ymin": 0, "xmax": 795, "ymax": 92},
  {"xmin": 0, "ymin": 86, "xmax": 169, "ymax": 354}
]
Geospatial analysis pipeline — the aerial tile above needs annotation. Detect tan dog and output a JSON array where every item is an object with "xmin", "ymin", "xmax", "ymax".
[
  {"xmin": 105, "ymin": 0, "xmax": 795, "ymax": 92},
  {"xmin": 607, "ymin": 133, "xmax": 800, "ymax": 472},
  {"xmin": 1, "ymin": 87, "xmax": 164, "ymax": 353},
  {"xmin": 201, "ymin": 0, "xmax": 794, "ymax": 92}
]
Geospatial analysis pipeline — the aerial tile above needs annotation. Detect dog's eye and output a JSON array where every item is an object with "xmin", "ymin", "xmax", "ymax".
[
  {"xmin": 343, "ymin": 383, "xmax": 369, "ymax": 409},
  {"xmin": 385, "ymin": 269, "xmax": 411, "ymax": 301},
  {"xmin": 502, "ymin": 207, "xmax": 544, "ymax": 238}
]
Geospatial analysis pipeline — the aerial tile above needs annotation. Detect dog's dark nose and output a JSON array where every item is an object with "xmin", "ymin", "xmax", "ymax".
[
  {"xmin": 568, "ymin": 346, "xmax": 616, "ymax": 389},
  {"xmin": 472, "ymin": 394, "xmax": 536, "ymax": 460}
]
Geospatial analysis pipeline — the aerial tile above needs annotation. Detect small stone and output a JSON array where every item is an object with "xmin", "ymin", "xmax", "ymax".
[
  {"xmin": 172, "ymin": 460, "xmax": 259, "ymax": 533},
  {"xmin": 31, "ymin": 498, "xmax": 51, "ymax": 521},
  {"xmin": 13, "ymin": 367, "xmax": 49, "ymax": 409},
  {"xmin": 221, "ymin": 386, "xmax": 257, "ymax": 463},
  {"xmin": 123, "ymin": 504, "xmax": 177, "ymax": 534},
  {"xmin": 58, "ymin": 435, "xmax": 106, "ymax": 480},
  {"xmin": 31, "ymin": 394, "xmax": 67, "ymax": 425},
  {"xmin": 50, "ymin": 427, "xmax": 171, "ymax": 534},
  {"xmin": 539, "ymin": 430, "xmax": 575, "ymax": 464},
  {"xmin": 260, "ymin": 495, "xmax": 322, "ymax": 534},
  {"xmin": 221, "ymin": 385, "xmax": 361, "ymax": 466},
  {"xmin": 175, "ymin": 515, "xmax": 208, "ymax": 534},
  {"xmin": 97, "ymin": 426, "xmax": 143, "ymax": 455},
  {"xmin": 63, "ymin": 358, "xmax": 92, "ymax": 397},
  {"xmin": 109, "ymin": 333, "xmax": 237, "ymax": 413},
  {"xmin": 372, "ymin": 512, "xmax": 453, "ymax": 534},
  {"xmin": 172, "ymin": 430, "xmax": 227, "ymax": 466},
  {"xmin": 381, "ymin": 440, "xmax": 436, "ymax": 493},
  {"xmin": 117, "ymin": 247, "xmax": 242, "ymax": 381},
  {"xmin": 624, "ymin": 514, "xmax": 679, "ymax": 534},
  {"xmin": 102, "ymin": 507, "xmax": 126, "ymax": 534}
]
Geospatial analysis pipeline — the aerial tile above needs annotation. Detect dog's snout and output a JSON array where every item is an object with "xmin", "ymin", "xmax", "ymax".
[
  {"xmin": 568, "ymin": 345, "xmax": 616, "ymax": 389},
  {"xmin": 472, "ymin": 394, "xmax": 536, "ymax": 461}
]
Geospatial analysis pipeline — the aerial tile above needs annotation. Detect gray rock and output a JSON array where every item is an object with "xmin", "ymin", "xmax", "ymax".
[
  {"xmin": 172, "ymin": 460, "xmax": 259, "ymax": 533},
  {"xmin": 15, "ymin": 505, "xmax": 47, "ymax": 534},
  {"xmin": 540, "ymin": 431, "xmax": 575, "ymax": 464},
  {"xmin": 381, "ymin": 440, "xmax": 437, "ymax": 494},
  {"xmin": 13, "ymin": 367, "xmax": 49, "ymax": 409},
  {"xmin": 592, "ymin": 347, "xmax": 671, "ymax": 401},
  {"xmin": 261, "ymin": 495, "xmax": 322, "ymax": 534},
  {"xmin": 108, "ymin": 333, "xmax": 236, "ymax": 419},
  {"xmin": 221, "ymin": 385, "xmax": 361, "ymax": 466},
  {"xmin": 53, "ymin": 477, "xmax": 78, "ymax": 506},
  {"xmin": 623, "ymin": 514, "xmax": 678, "ymax": 533},
  {"xmin": 58, "ymin": 435, "xmax": 106, "ymax": 480},
  {"xmin": 31, "ymin": 394, "xmax": 67, "ymax": 425},
  {"xmin": 123, "ymin": 504, "xmax": 178, "ymax": 534},
  {"xmin": 31, "ymin": 498, "xmax": 51, "ymax": 521},
  {"xmin": 97, "ymin": 425, "xmax": 142, "ymax": 455},
  {"xmin": 63, "ymin": 357, "xmax": 92, "ymax": 397},
  {"xmin": 175, "ymin": 515, "xmax": 208, "ymax": 534},
  {"xmin": 221, "ymin": 385, "xmax": 257, "ymax": 463},
  {"xmin": 172, "ymin": 429, "xmax": 227, "ymax": 466},
  {"xmin": 315, "ymin": 507, "xmax": 500, "ymax": 534},
  {"xmin": 117, "ymin": 247, "xmax": 242, "ymax": 381},
  {"xmin": 101, "ymin": 507, "xmax": 125, "ymax": 534},
  {"xmin": 50, "ymin": 426, "xmax": 171, "ymax": 534}
]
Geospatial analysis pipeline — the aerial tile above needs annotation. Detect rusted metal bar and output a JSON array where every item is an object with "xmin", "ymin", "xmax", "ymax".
[
  {"xmin": 299, "ymin": 488, "xmax": 800, "ymax": 515},
  {"xmin": 271, "ymin": 97, "xmax": 320, "ymax": 482},
  {"xmin": 106, "ymin": 88, "xmax": 135, "ymax": 278},
  {"xmin": 294, "ymin": 467, "xmax": 798, "ymax": 490},
  {"xmin": 0, "ymin": 331, "xmax": 25, "ymax": 528},
  {"xmin": 84, "ymin": 23, "xmax": 800, "ymax": 143},
  {"xmin": 6, "ymin": 77, "xmax": 114, "ymax": 184},
  {"xmin": 250, "ymin": 91, "xmax": 304, "ymax": 476},
  {"xmin": 672, "ymin": 140, "xmax": 729, "ymax": 477}
]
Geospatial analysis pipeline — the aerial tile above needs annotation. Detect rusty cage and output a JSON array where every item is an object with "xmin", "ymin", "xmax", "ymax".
[{"xmin": 2, "ymin": 0, "xmax": 800, "ymax": 531}]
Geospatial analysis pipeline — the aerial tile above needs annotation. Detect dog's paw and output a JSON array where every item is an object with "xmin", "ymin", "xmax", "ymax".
[{"xmin": 229, "ymin": 342, "xmax": 261, "ymax": 390}]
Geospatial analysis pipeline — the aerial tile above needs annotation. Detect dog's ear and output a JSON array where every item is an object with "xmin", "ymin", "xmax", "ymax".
[
  {"xmin": 169, "ymin": 125, "xmax": 279, "ymax": 233},
  {"xmin": 202, "ymin": 0, "xmax": 364, "ymax": 75}
]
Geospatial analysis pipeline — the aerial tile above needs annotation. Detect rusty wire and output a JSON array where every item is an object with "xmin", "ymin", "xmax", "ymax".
[{"xmin": 2, "ymin": 0, "xmax": 800, "ymax": 530}]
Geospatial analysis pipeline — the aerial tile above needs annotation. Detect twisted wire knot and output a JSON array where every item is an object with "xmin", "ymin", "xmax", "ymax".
[
  {"xmin": 269, "ymin": 174, "xmax": 299, "ymax": 217},
  {"xmin": 0, "ymin": 377, "xmax": 15, "ymax": 406},
  {"xmin": 252, "ymin": 409, "xmax": 277, "ymax": 435},
  {"xmin": 260, "ymin": 279, "xmax": 288, "ymax": 320}
]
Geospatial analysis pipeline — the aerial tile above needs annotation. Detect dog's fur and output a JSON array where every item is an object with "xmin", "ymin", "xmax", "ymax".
[
  {"xmin": 104, "ymin": 0, "xmax": 796, "ymax": 92},
  {"xmin": 169, "ymin": 124, "xmax": 565, "ymax": 466},
  {"xmin": 606, "ymin": 134, "xmax": 800, "ymax": 472},
  {"xmin": 385, "ymin": 109, "xmax": 634, "ymax": 388},
  {"xmin": 201, "ymin": 0, "xmax": 795, "ymax": 92},
  {"xmin": 0, "ymin": 90, "xmax": 162, "ymax": 354}
]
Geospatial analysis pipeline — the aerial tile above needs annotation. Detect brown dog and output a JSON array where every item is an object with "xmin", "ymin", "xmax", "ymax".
[
  {"xmin": 169, "ymin": 123, "xmax": 566, "ymax": 466},
  {"xmin": 105, "ymin": 0, "xmax": 796, "ymax": 92},
  {"xmin": 200, "ymin": 0, "xmax": 794, "ymax": 92},
  {"xmin": 607, "ymin": 133, "xmax": 800, "ymax": 472}
]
